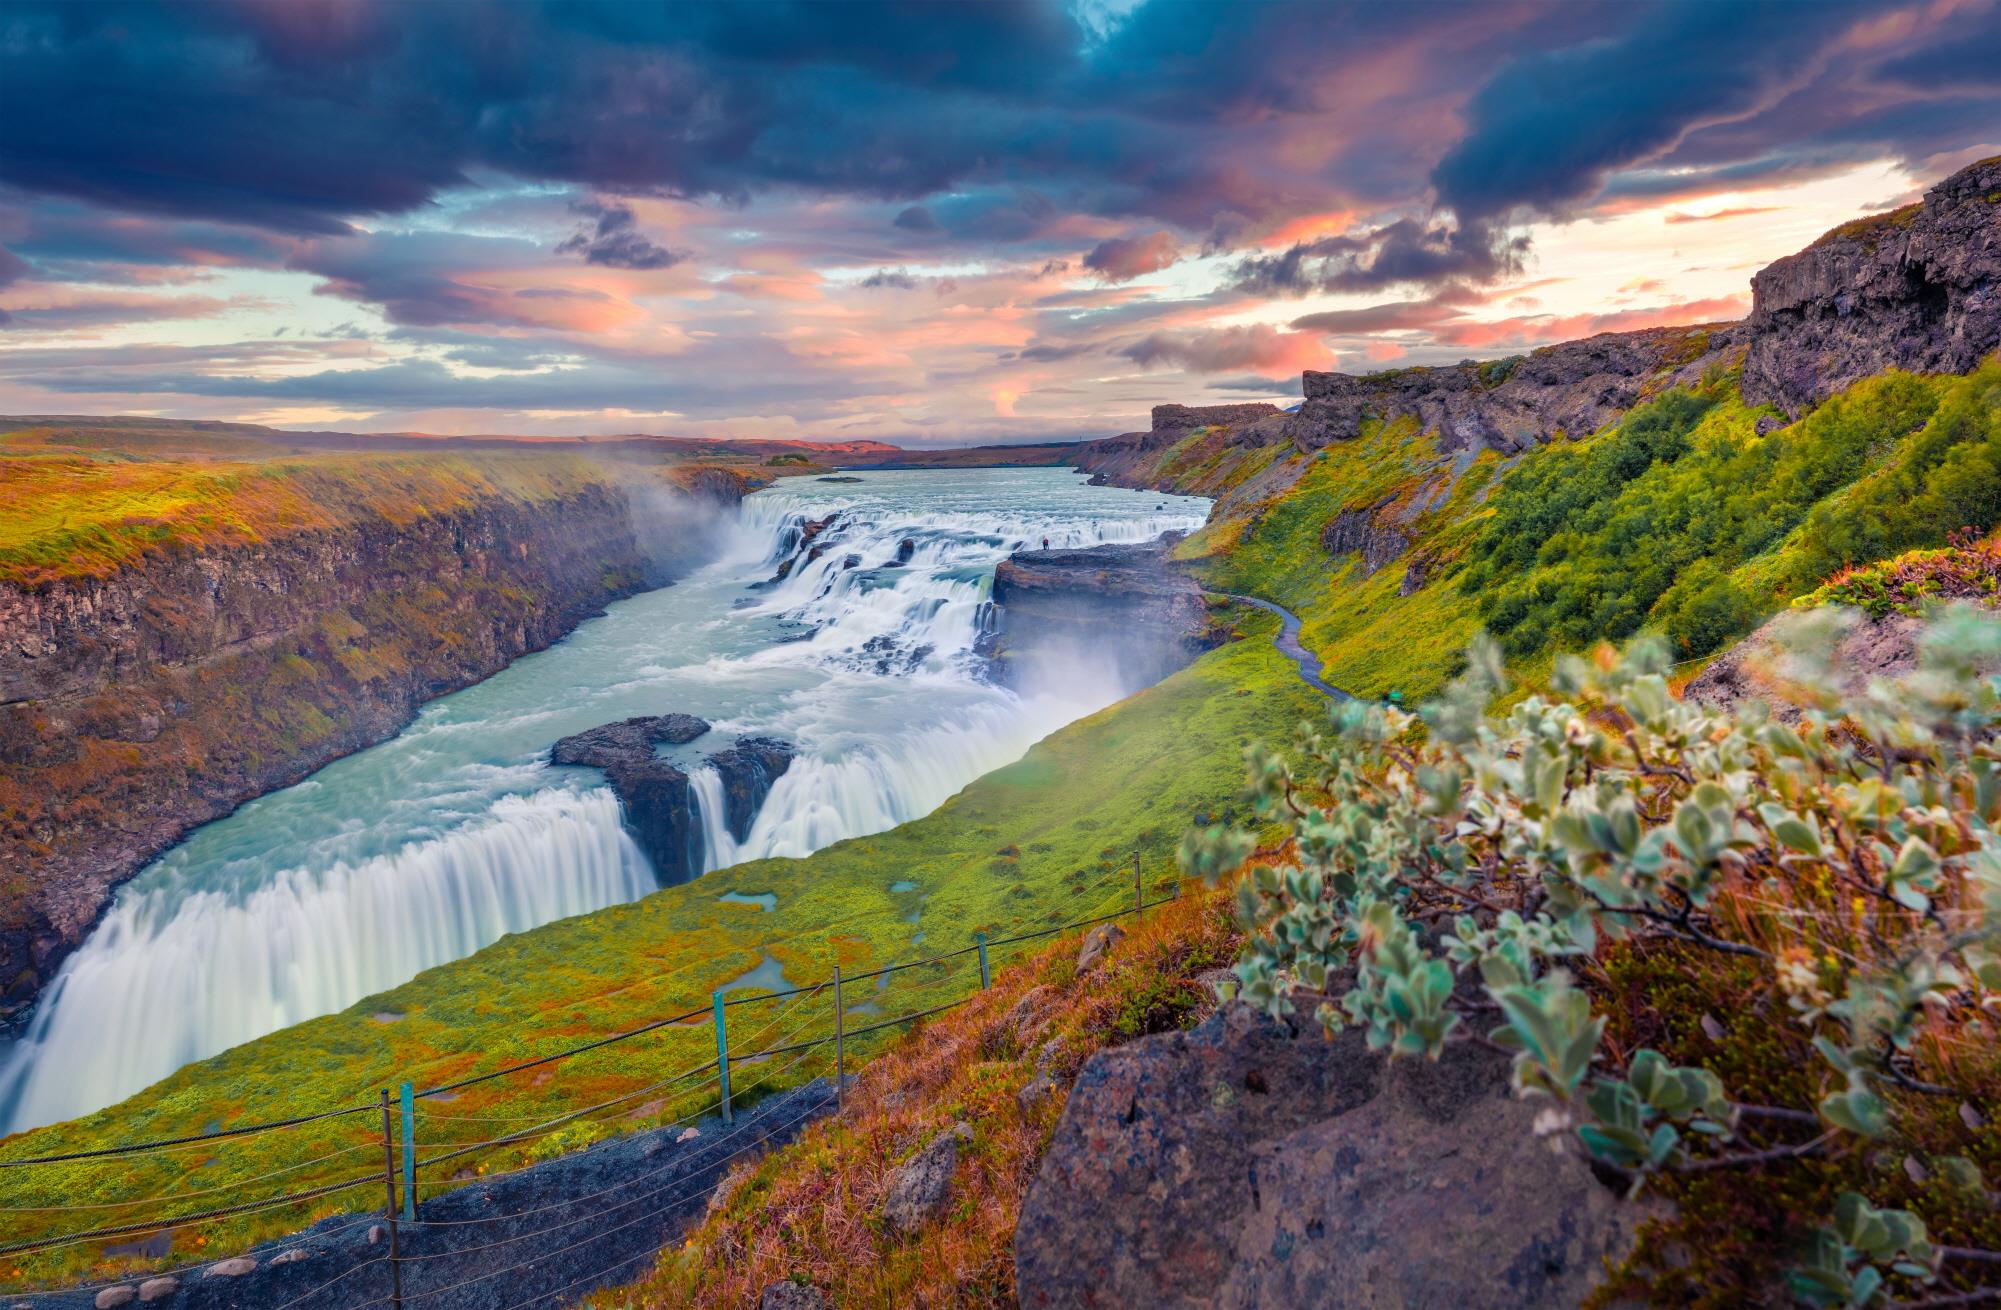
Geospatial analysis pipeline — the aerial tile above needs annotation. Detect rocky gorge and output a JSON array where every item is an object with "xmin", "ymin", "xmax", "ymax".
[{"xmin": 0, "ymin": 462, "xmax": 757, "ymax": 1027}]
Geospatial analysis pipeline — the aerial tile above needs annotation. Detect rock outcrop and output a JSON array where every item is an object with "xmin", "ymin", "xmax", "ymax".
[
  {"xmin": 548, "ymin": 714, "xmax": 712, "ymax": 767},
  {"xmin": 1742, "ymin": 155, "xmax": 2001, "ymax": 418},
  {"xmin": 986, "ymin": 538, "xmax": 1220, "ymax": 692},
  {"xmin": 0, "ymin": 470, "xmax": 749, "ymax": 1027},
  {"xmin": 703, "ymin": 737, "xmax": 795, "ymax": 843},
  {"xmin": 879, "ymin": 1122, "xmax": 972, "ymax": 1234},
  {"xmin": 547, "ymin": 720, "xmax": 793, "ymax": 884},
  {"xmin": 1074, "ymin": 404, "xmax": 1283, "ymax": 488},
  {"xmin": 1015, "ymin": 1004, "xmax": 1647, "ymax": 1309},
  {"xmin": 1291, "ymin": 325, "xmax": 1729, "ymax": 455}
]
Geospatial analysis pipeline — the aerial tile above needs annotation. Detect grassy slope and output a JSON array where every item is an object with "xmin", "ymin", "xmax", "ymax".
[
  {"xmin": 0, "ymin": 444, "xmax": 638, "ymax": 586},
  {"xmin": 0, "ymin": 621, "xmax": 1318, "ymax": 1282},
  {"xmin": 1135, "ymin": 359, "xmax": 2000, "ymax": 707},
  {"xmin": 602, "ymin": 879, "xmax": 1244, "ymax": 1309}
]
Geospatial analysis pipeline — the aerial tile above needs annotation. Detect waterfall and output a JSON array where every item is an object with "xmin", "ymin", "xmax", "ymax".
[
  {"xmin": 688, "ymin": 765, "xmax": 738, "ymax": 872},
  {"xmin": 2, "ymin": 468, "xmax": 1211, "ymax": 1133},
  {"xmin": 0, "ymin": 789, "xmax": 651, "ymax": 1133}
]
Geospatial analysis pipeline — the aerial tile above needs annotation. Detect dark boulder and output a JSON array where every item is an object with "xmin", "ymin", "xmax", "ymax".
[
  {"xmin": 548, "ymin": 714, "xmax": 709, "ymax": 768},
  {"xmin": 702, "ymin": 737, "xmax": 795, "ymax": 843},
  {"xmin": 548, "ymin": 717, "xmax": 795, "ymax": 882},
  {"xmin": 1015, "ymin": 1004, "xmax": 1647, "ymax": 1309},
  {"xmin": 550, "ymin": 715, "xmax": 712, "ymax": 883}
]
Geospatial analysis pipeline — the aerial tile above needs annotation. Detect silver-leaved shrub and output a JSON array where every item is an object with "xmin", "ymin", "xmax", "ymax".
[{"xmin": 1183, "ymin": 603, "xmax": 2001, "ymax": 1304}]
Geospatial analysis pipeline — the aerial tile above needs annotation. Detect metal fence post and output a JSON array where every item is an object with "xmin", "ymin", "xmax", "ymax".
[
  {"xmin": 976, "ymin": 932, "xmax": 990, "ymax": 989},
  {"xmin": 713, "ymin": 992, "xmax": 733, "ymax": 1127},
  {"xmin": 378, "ymin": 1090, "xmax": 404, "ymax": 1310},
  {"xmin": 832, "ymin": 966, "xmax": 845, "ymax": 1113},
  {"xmin": 1134, "ymin": 850, "xmax": 1143, "ymax": 922},
  {"xmin": 398, "ymin": 1081, "xmax": 416, "ymax": 1222}
]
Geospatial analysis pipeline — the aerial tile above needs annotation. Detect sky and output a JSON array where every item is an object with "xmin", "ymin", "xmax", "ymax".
[{"xmin": 0, "ymin": 0, "xmax": 1997, "ymax": 447}]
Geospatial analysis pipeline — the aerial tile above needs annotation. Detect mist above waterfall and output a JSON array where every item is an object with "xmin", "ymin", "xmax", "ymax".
[{"xmin": 0, "ymin": 468, "xmax": 1209, "ymax": 1132}]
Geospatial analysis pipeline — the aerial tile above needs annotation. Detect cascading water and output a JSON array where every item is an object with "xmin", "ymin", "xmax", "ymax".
[{"xmin": 0, "ymin": 467, "xmax": 1209, "ymax": 1131}]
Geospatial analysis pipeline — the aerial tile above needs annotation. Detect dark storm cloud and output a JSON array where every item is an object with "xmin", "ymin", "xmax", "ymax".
[
  {"xmin": 3, "ymin": 0, "xmax": 1996, "ymax": 251},
  {"xmin": 1082, "ymin": 232, "xmax": 1182, "ymax": 282},
  {"xmin": 556, "ymin": 200, "xmax": 686, "ymax": 270},
  {"xmin": 860, "ymin": 268, "xmax": 919, "ymax": 290},
  {"xmin": 1232, "ymin": 218, "xmax": 1529, "ymax": 297},
  {"xmin": 1430, "ymin": 3, "xmax": 1864, "ymax": 222}
]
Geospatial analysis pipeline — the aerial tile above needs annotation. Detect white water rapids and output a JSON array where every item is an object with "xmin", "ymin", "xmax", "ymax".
[{"xmin": 0, "ymin": 468, "xmax": 1209, "ymax": 1131}]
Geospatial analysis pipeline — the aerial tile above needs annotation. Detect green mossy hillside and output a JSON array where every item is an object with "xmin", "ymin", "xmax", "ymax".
[
  {"xmin": 0, "ymin": 624, "xmax": 1319, "ymax": 1285},
  {"xmin": 1139, "ymin": 358, "xmax": 2001, "ymax": 698}
]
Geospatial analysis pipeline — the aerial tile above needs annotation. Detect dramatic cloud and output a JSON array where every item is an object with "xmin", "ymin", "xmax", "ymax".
[
  {"xmin": 1232, "ymin": 217, "xmax": 1530, "ymax": 296},
  {"xmin": 0, "ymin": 0, "xmax": 1994, "ymax": 440},
  {"xmin": 1121, "ymin": 324, "xmax": 1329, "ymax": 376},
  {"xmin": 860, "ymin": 268, "xmax": 919, "ymax": 290},
  {"xmin": 556, "ymin": 200, "xmax": 686, "ymax": 270},
  {"xmin": 1083, "ymin": 232, "xmax": 1182, "ymax": 282}
]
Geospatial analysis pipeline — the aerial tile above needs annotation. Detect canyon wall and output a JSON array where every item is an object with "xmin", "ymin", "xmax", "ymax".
[{"xmin": 0, "ymin": 462, "xmax": 755, "ymax": 1024}]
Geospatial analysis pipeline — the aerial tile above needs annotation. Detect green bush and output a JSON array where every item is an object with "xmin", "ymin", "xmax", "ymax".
[
  {"xmin": 1461, "ymin": 364, "xmax": 2001, "ymax": 659},
  {"xmin": 1190, "ymin": 608, "xmax": 2001, "ymax": 1303}
]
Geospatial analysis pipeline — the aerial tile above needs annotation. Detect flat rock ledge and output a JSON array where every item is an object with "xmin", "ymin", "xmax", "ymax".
[{"xmin": 1015, "ymin": 1004, "xmax": 1650, "ymax": 1310}]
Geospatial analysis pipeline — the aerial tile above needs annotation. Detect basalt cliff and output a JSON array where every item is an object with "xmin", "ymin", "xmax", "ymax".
[{"xmin": 0, "ymin": 462, "xmax": 755, "ymax": 1026}]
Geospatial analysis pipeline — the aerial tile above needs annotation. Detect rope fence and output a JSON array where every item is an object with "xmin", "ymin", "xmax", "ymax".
[{"xmin": 0, "ymin": 853, "xmax": 1178, "ymax": 1309}]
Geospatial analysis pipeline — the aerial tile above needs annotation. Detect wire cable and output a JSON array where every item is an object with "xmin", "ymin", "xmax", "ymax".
[
  {"xmin": 0, "ymin": 1140, "xmax": 381, "ymax": 1215},
  {"xmin": 0, "ymin": 1103, "xmax": 375, "ymax": 1170},
  {"xmin": 398, "ymin": 1078, "xmax": 833, "ymax": 1304}
]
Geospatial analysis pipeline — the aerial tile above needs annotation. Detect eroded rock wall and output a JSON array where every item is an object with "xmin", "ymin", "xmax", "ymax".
[
  {"xmin": 1742, "ymin": 155, "xmax": 2001, "ymax": 417},
  {"xmin": 0, "ymin": 471, "xmax": 750, "ymax": 1024}
]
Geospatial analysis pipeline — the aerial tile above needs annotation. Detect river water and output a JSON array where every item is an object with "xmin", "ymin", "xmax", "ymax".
[{"xmin": 0, "ymin": 468, "xmax": 1208, "ymax": 1132}]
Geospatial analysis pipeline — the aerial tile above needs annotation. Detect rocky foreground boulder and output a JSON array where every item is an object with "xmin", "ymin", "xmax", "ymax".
[{"xmin": 1015, "ymin": 1004, "xmax": 1647, "ymax": 1309}]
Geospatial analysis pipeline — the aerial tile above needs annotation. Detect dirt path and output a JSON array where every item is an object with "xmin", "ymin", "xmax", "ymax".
[{"xmin": 1211, "ymin": 593, "xmax": 1350, "ymax": 700}]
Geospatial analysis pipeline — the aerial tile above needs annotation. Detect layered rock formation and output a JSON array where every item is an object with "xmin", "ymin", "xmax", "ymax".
[
  {"xmin": 1743, "ymin": 155, "xmax": 2001, "ymax": 417},
  {"xmin": 985, "ymin": 537, "xmax": 1221, "ymax": 692},
  {"xmin": 1074, "ymin": 403, "xmax": 1282, "ymax": 487},
  {"xmin": 1291, "ymin": 323, "xmax": 1728, "ymax": 454},
  {"xmin": 547, "ymin": 717, "xmax": 793, "ymax": 884},
  {"xmin": 1016, "ymin": 1004, "xmax": 1647, "ymax": 1309},
  {"xmin": 0, "ymin": 468, "xmax": 752, "ymax": 1025}
]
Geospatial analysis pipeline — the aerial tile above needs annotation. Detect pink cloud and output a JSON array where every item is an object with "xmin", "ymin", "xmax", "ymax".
[
  {"xmin": 1083, "ymin": 231, "xmax": 1183, "ymax": 282},
  {"xmin": 1433, "ymin": 295, "xmax": 1748, "ymax": 349},
  {"xmin": 1122, "ymin": 323, "xmax": 1331, "ymax": 377}
]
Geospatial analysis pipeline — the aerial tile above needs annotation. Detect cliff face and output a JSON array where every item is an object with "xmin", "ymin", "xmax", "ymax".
[
  {"xmin": 0, "ymin": 466, "xmax": 751, "ymax": 1024},
  {"xmin": 1073, "ymin": 403, "xmax": 1283, "ymax": 489},
  {"xmin": 986, "ymin": 538, "xmax": 1221, "ymax": 692},
  {"xmin": 1292, "ymin": 323, "xmax": 1728, "ymax": 454},
  {"xmin": 1742, "ymin": 156, "xmax": 2001, "ymax": 417}
]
